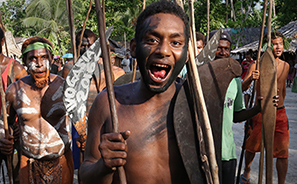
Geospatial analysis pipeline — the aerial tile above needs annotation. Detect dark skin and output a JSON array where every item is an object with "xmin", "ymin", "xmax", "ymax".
[
  {"xmin": 242, "ymin": 37, "xmax": 289, "ymax": 184},
  {"xmin": 79, "ymin": 13, "xmax": 190, "ymax": 184},
  {"xmin": 214, "ymin": 40, "xmax": 278, "ymax": 122},
  {"xmin": 0, "ymin": 38, "xmax": 27, "ymax": 82},
  {"xmin": 0, "ymin": 38, "xmax": 27, "ymax": 155}
]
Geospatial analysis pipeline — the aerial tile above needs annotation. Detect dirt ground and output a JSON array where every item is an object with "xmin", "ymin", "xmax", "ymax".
[{"xmin": 233, "ymin": 87, "xmax": 297, "ymax": 184}]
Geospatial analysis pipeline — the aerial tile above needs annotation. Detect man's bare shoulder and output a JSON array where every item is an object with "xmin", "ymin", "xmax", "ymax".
[
  {"xmin": 5, "ymin": 76, "xmax": 30, "ymax": 97},
  {"xmin": 112, "ymin": 65, "xmax": 125, "ymax": 80},
  {"xmin": 50, "ymin": 73, "xmax": 64, "ymax": 84}
]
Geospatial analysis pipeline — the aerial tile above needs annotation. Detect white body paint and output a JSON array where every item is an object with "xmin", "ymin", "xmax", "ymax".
[
  {"xmin": 22, "ymin": 124, "xmax": 65, "ymax": 159},
  {"xmin": 17, "ymin": 88, "xmax": 31, "ymax": 106},
  {"xmin": 16, "ymin": 107, "xmax": 38, "ymax": 115}
]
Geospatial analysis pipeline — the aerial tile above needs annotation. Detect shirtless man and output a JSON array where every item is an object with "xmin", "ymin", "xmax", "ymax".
[
  {"xmin": 241, "ymin": 31, "xmax": 289, "ymax": 184},
  {"xmin": 0, "ymin": 37, "xmax": 74, "ymax": 184},
  {"xmin": 79, "ymin": 1, "xmax": 201, "ymax": 183},
  {"xmin": 0, "ymin": 26, "xmax": 27, "ymax": 183}
]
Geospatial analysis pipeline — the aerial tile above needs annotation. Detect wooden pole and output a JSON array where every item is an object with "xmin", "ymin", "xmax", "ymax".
[
  {"xmin": 189, "ymin": 0, "xmax": 197, "ymax": 57},
  {"xmin": 175, "ymin": 1, "xmax": 218, "ymax": 183},
  {"xmin": 78, "ymin": 0, "xmax": 93, "ymax": 58},
  {"xmin": 235, "ymin": 1, "xmax": 268, "ymax": 184},
  {"xmin": 262, "ymin": 2, "xmax": 274, "ymax": 184},
  {"xmin": 0, "ymin": 70, "xmax": 13, "ymax": 184},
  {"xmin": 187, "ymin": 40, "xmax": 219, "ymax": 184},
  {"xmin": 131, "ymin": 59, "xmax": 137, "ymax": 83},
  {"xmin": 94, "ymin": 0, "xmax": 126, "ymax": 183},
  {"xmin": 66, "ymin": 0, "xmax": 77, "ymax": 62},
  {"xmin": 142, "ymin": 0, "xmax": 146, "ymax": 11},
  {"xmin": 206, "ymin": 0, "xmax": 210, "ymax": 43}
]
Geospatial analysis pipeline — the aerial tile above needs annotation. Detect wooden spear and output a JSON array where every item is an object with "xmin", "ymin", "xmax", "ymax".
[
  {"xmin": 206, "ymin": 0, "xmax": 210, "ymax": 43},
  {"xmin": 235, "ymin": 1, "xmax": 268, "ymax": 184},
  {"xmin": 183, "ymin": 1, "xmax": 219, "ymax": 183},
  {"xmin": 142, "ymin": 0, "xmax": 146, "ymax": 11},
  {"xmin": 189, "ymin": 0, "xmax": 198, "ymax": 57},
  {"xmin": 0, "ymin": 70, "xmax": 13, "ymax": 184},
  {"xmin": 186, "ymin": 40, "xmax": 219, "ymax": 184},
  {"xmin": 260, "ymin": 1, "xmax": 274, "ymax": 184},
  {"xmin": 77, "ymin": 0, "xmax": 93, "ymax": 59},
  {"xmin": 131, "ymin": 0, "xmax": 146, "ymax": 83},
  {"xmin": 65, "ymin": 0, "xmax": 77, "ymax": 63},
  {"xmin": 94, "ymin": 0, "xmax": 126, "ymax": 183}
]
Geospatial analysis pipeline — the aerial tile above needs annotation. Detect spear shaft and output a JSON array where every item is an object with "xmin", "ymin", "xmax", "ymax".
[
  {"xmin": 94, "ymin": 0, "xmax": 126, "ymax": 183},
  {"xmin": 66, "ymin": 0, "xmax": 77, "ymax": 62},
  {"xmin": 0, "ymin": 70, "xmax": 13, "ymax": 184}
]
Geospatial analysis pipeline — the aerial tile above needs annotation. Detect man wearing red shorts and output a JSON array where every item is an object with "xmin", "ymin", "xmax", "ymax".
[{"xmin": 241, "ymin": 31, "xmax": 289, "ymax": 184}]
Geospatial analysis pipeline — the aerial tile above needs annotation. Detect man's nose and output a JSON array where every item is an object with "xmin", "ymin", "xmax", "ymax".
[
  {"xmin": 36, "ymin": 58, "xmax": 44, "ymax": 67},
  {"xmin": 157, "ymin": 41, "xmax": 170, "ymax": 56}
]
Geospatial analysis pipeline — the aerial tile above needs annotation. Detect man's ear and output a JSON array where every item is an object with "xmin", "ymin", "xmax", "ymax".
[{"xmin": 130, "ymin": 38, "xmax": 136, "ymax": 58}]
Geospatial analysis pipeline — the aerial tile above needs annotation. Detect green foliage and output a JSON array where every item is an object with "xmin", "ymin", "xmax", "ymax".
[
  {"xmin": 0, "ymin": 0, "xmax": 28, "ymax": 36},
  {"xmin": 1, "ymin": 0, "xmax": 297, "ymax": 56},
  {"xmin": 23, "ymin": 0, "xmax": 70, "ymax": 56},
  {"xmin": 275, "ymin": 0, "xmax": 297, "ymax": 27}
]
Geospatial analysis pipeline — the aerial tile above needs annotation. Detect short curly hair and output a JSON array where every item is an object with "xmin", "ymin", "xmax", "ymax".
[
  {"xmin": 135, "ymin": 0, "xmax": 189, "ymax": 43},
  {"xmin": 264, "ymin": 31, "xmax": 284, "ymax": 44},
  {"xmin": 75, "ymin": 29, "xmax": 97, "ymax": 49},
  {"xmin": 21, "ymin": 36, "xmax": 54, "ymax": 66}
]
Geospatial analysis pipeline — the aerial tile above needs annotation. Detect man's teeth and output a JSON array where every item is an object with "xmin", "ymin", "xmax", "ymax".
[{"xmin": 154, "ymin": 64, "xmax": 168, "ymax": 68}]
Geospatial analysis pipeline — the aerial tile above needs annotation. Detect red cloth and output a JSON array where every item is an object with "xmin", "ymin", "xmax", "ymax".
[
  {"xmin": 1, "ymin": 58, "xmax": 14, "ymax": 91},
  {"xmin": 0, "ymin": 58, "xmax": 14, "ymax": 111},
  {"xmin": 245, "ymin": 108, "xmax": 289, "ymax": 158}
]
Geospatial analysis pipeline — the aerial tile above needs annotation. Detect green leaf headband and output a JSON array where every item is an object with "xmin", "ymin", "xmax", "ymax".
[{"xmin": 20, "ymin": 42, "xmax": 54, "ymax": 59}]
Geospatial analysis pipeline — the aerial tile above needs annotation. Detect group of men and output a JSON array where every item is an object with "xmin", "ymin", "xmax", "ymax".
[{"xmin": 0, "ymin": 0, "xmax": 290, "ymax": 184}]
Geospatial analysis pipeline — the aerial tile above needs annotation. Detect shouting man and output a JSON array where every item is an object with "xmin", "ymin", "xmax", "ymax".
[
  {"xmin": 79, "ymin": 1, "xmax": 208, "ymax": 183},
  {"xmin": 0, "ymin": 37, "xmax": 74, "ymax": 184}
]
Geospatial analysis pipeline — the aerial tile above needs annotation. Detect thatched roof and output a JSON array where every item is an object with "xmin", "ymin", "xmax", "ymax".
[{"xmin": 231, "ymin": 20, "xmax": 297, "ymax": 53}]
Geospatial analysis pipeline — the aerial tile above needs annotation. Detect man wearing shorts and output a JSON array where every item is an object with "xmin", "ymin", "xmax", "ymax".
[{"xmin": 241, "ymin": 31, "xmax": 289, "ymax": 184}]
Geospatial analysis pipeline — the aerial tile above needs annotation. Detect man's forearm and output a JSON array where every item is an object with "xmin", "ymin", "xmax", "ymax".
[
  {"xmin": 233, "ymin": 105, "xmax": 261, "ymax": 122},
  {"xmin": 79, "ymin": 159, "xmax": 115, "ymax": 184}
]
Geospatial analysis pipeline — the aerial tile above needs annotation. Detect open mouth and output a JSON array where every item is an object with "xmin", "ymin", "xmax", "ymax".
[
  {"xmin": 149, "ymin": 63, "xmax": 171, "ymax": 82},
  {"xmin": 34, "ymin": 71, "xmax": 46, "ymax": 78}
]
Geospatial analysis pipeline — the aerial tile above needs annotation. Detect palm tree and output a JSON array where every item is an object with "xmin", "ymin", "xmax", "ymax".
[{"xmin": 22, "ymin": 0, "xmax": 69, "ymax": 57}]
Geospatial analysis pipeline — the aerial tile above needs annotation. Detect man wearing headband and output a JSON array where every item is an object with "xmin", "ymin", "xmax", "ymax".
[{"xmin": 0, "ymin": 36, "xmax": 74, "ymax": 183}]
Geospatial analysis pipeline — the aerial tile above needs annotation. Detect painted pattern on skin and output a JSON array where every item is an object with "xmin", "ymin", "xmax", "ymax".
[
  {"xmin": 27, "ymin": 59, "xmax": 50, "ymax": 71},
  {"xmin": 51, "ymin": 85, "xmax": 63, "ymax": 101},
  {"xmin": 17, "ymin": 88, "xmax": 31, "ymax": 106},
  {"xmin": 16, "ymin": 107, "xmax": 38, "ymax": 115},
  {"xmin": 46, "ymin": 102, "xmax": 65, "ymax": 118},
  {"xmin": 136, "ymin": 14, "xmax": 188, "ymax": 93},
  {"xmin": 22, "ymin": 124, "xmax": 65, "ymax": 159},
  {"xmin": 134, "ymin": 101, "xmax": 171, "ymax": 150}
]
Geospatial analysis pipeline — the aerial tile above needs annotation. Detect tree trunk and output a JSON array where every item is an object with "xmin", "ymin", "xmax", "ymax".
[
  {"xmin": 230, "ymin": 0, "xmax": 236, "ymax": 22},
  {"xmin": 207, "ymin": 0, "xmax": 210, "ymax": 42},
  {"xmin": 272, "ymin": 0, "xmax": 276, "ymax": 17},
  {"xmin": 225, "ymin": 0, "xmax": 228, "ymax": 23}
]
